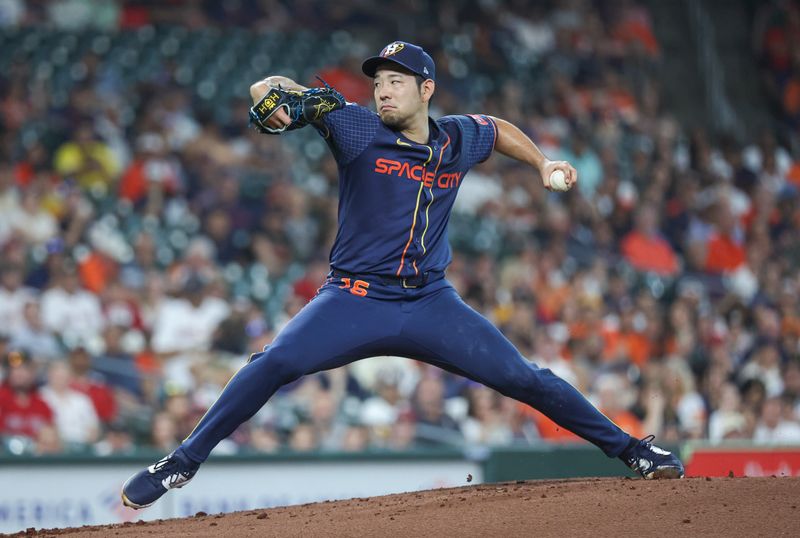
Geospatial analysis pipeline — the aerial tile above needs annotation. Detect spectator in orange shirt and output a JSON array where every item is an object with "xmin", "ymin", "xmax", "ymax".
[
  {"xmin": 118, "ymin": 133, "xmax": 183, "ymax": 210},
  {"xmin": 620, "ymin": 203, "xmax": 680, "ymax": 276},
  {"xmin": 610, "ymin": 0, "xmax": 660, "ymax": 58},
  {"xmin": 704, "ymin": 200, "xmax": 746, "ymax": 274},
  {"xmin": 593, "ymin": 373, "xmax": 644, "ymax": 440},
  {"xmin": 527, "ymin": 408, "xmax": 583, "ymax": 443},
  {"xmin": 602, "ymin": 300, "xmax": 653, "ymax": 367},
  {"xmin": 316, "ymin": 55, "xmax": 373, "ymax": 105}
]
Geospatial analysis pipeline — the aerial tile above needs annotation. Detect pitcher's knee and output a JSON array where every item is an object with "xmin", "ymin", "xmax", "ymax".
[
  {"xmin": 253, "ymin": 346, "xmax": 305, "ymax": 384},
  {"xmin": 500, "ymin": 365, "xmax": 552, "ymax": 398}
]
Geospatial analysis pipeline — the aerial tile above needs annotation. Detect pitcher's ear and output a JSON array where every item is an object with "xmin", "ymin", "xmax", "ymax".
[{"xmin": 421, "ymin": 79, "xmax": 435, "ymax": 103}]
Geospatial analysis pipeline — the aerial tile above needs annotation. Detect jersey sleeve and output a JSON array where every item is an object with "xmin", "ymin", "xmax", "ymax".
[
  {"xmin": 315, "ymin": 104, "xmax": 380, "ymax": 165},
  {"xmin": 441, "ymin": 114, "xmax": 497, "ymax": 169}
]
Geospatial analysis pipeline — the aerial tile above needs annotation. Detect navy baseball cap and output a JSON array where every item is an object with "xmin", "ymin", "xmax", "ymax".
[{"xmin": 362, "ymin": 41, "xmax": 436, "ymax": 82}]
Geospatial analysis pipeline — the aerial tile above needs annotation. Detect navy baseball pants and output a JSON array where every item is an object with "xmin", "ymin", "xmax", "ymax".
[{"xmin": 181, "ymin": 275, "xmax": 631, "ymax": 462}]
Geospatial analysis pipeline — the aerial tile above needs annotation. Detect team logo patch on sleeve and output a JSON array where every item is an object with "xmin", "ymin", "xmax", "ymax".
[{"xmin": 467, "ymin": 114, "xmax": 489, "ymax": 125}]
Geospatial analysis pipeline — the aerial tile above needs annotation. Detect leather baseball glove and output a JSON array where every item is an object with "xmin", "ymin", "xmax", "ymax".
[{"xmin": 249, "ymin": 78, "xmax": 345, "ymax": 134}]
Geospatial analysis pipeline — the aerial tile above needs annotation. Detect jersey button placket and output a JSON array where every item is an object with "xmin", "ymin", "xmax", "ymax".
[
  {"xmin": 414, "ymin": 145, "xmax": 434, "ymax": 257},
  {"xmin": 398, "ymin": 140, "xmax": 434, "ymax": 279}
]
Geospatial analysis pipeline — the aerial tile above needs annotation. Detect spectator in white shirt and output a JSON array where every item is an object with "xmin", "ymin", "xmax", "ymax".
[
  {"xmin": 7, "ymin": 188, "xmax": 58, "ymax": 246},
  {"xmin": 753, "ymin": 396, "xmax": 800, "ymax": 445},
  {"xmin": 40, "ymin": 360, "xmax": 100, "ymax": 445},
  {"xmin": 0, "ymin": 167, "xmax": 20, "ymax": 247},
  {"xmin": 708, "ymin": 382, "xmax": 747, "ymax": 443},
  {"xmin": 10, "ymin": 297, "xmax": 62, "ymax": 361},
  {"xmin": 150, "ymin": 272, "xmax": 230, "ymax": 392},
  {"xmin": 0, "ymin": 263, "xmax": 38, "ymax": 337},
  {"xmin": 150, "ymin": 273, "xmax": 230, "ymax": 355},
  {"xmin": 41, "ymin": 266, "xmax": 105, "ymax": 343}
]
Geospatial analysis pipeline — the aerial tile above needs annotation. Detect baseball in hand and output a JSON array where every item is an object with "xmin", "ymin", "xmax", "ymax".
[{"xmin": 549, "ymin": 169, "xmax": 570, "ymax": 192}]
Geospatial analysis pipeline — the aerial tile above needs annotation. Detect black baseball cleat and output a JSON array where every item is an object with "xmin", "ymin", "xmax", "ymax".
[
  {"xmin": 621, "ymin": 435, "xmax": 685, "ymax": 479},
  {"xmin": 121, "ymin": 449, "xmax": 199, "ymax": 509}
]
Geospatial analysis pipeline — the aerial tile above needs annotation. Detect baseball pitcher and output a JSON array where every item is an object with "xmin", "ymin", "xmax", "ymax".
[{"xmin": 122, "ymin": 41, "xmax": 683, "ymax": 509}]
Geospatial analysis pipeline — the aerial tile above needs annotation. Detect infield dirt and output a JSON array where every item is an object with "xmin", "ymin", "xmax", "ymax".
[{"xmin": 8, "ymin": 476, "xmax": 800, "ymax": 537}]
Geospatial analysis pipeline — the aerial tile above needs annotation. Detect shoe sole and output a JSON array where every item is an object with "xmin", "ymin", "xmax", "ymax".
[
  {"xmin": 646, "ymin": 467, "xmax": 685, "ymax": 479},
  {"xmin": 121, "ymin": 475, "xmax": 150, "ymax": 510},
  {"xmin": 121, "ymin": 490, "xmax": 151, "ymax": 510},
  {"xmin": 120, "ymin": 475, "xmax": 194, "ymax": 510}
]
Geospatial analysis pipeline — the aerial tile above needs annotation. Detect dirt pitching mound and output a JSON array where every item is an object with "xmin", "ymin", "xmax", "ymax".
[{"xmin": 10, "ymin": 477, "xmax": 800, "ymax": 537}]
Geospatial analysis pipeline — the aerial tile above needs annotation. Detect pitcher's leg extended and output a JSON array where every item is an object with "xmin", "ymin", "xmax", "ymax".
[
  {"xmin": 404, "ymin": 287, "xmax": 629, "ymax": 455},
  {"xmin": 404, "ymin": 287, "xmax": 684, "ymax": 477},
  {"xmin": 122, "ymin": 286, "xmax": 402, "ymax": 508}
]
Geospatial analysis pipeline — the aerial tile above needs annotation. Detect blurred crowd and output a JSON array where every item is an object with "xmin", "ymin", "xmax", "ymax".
[
  {"xmin": 1, "ymin": 0, "xmax": 800, "ymax": 459},
  {"xmin": 756, "ymin": 0, "xmax": 800, "ymax": 140}
]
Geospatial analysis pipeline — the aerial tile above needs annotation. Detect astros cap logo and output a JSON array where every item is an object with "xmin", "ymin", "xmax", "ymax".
[{"xmin": 381, "ymin": 42, "xmax": 405, "ymax": 57}]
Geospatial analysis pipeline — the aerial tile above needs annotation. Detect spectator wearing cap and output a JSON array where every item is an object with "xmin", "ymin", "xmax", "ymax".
[
  {"xmin": 151, "ymin": 271, "xmax": 230, "ymax": 356},
  {"xmin": 92, "ymin": 325, "xmax": 144, "ymax": 399},
  {"xmin": 9, "ymin": 296, "xmax": 62, "ymax": 362},
  {"xmin": 68, "ymin": 345, "xmax": 117, "ymax": 424},
  {"xmin": 40, "ymin": 265, "xmax": 105, "ymax": 342},
  {"xmin": 40, "ymin": 360, "xmax": 100, "ymax": 447},
  {"xmin": 0, "ymin": 350, "xmax": 54, "ymax": 443},
  {"xmin": 21, "ymin": 237, "xmax": 68, "ymax": 291},
  {"xmin": 150, "ymin": 270, "xmax": 230, "ymax": 392}
]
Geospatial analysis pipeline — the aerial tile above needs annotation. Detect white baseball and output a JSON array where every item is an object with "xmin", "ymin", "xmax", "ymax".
[{"xmin": 549, "ymin": 169, "xmax": 569, "ymax": 192}]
